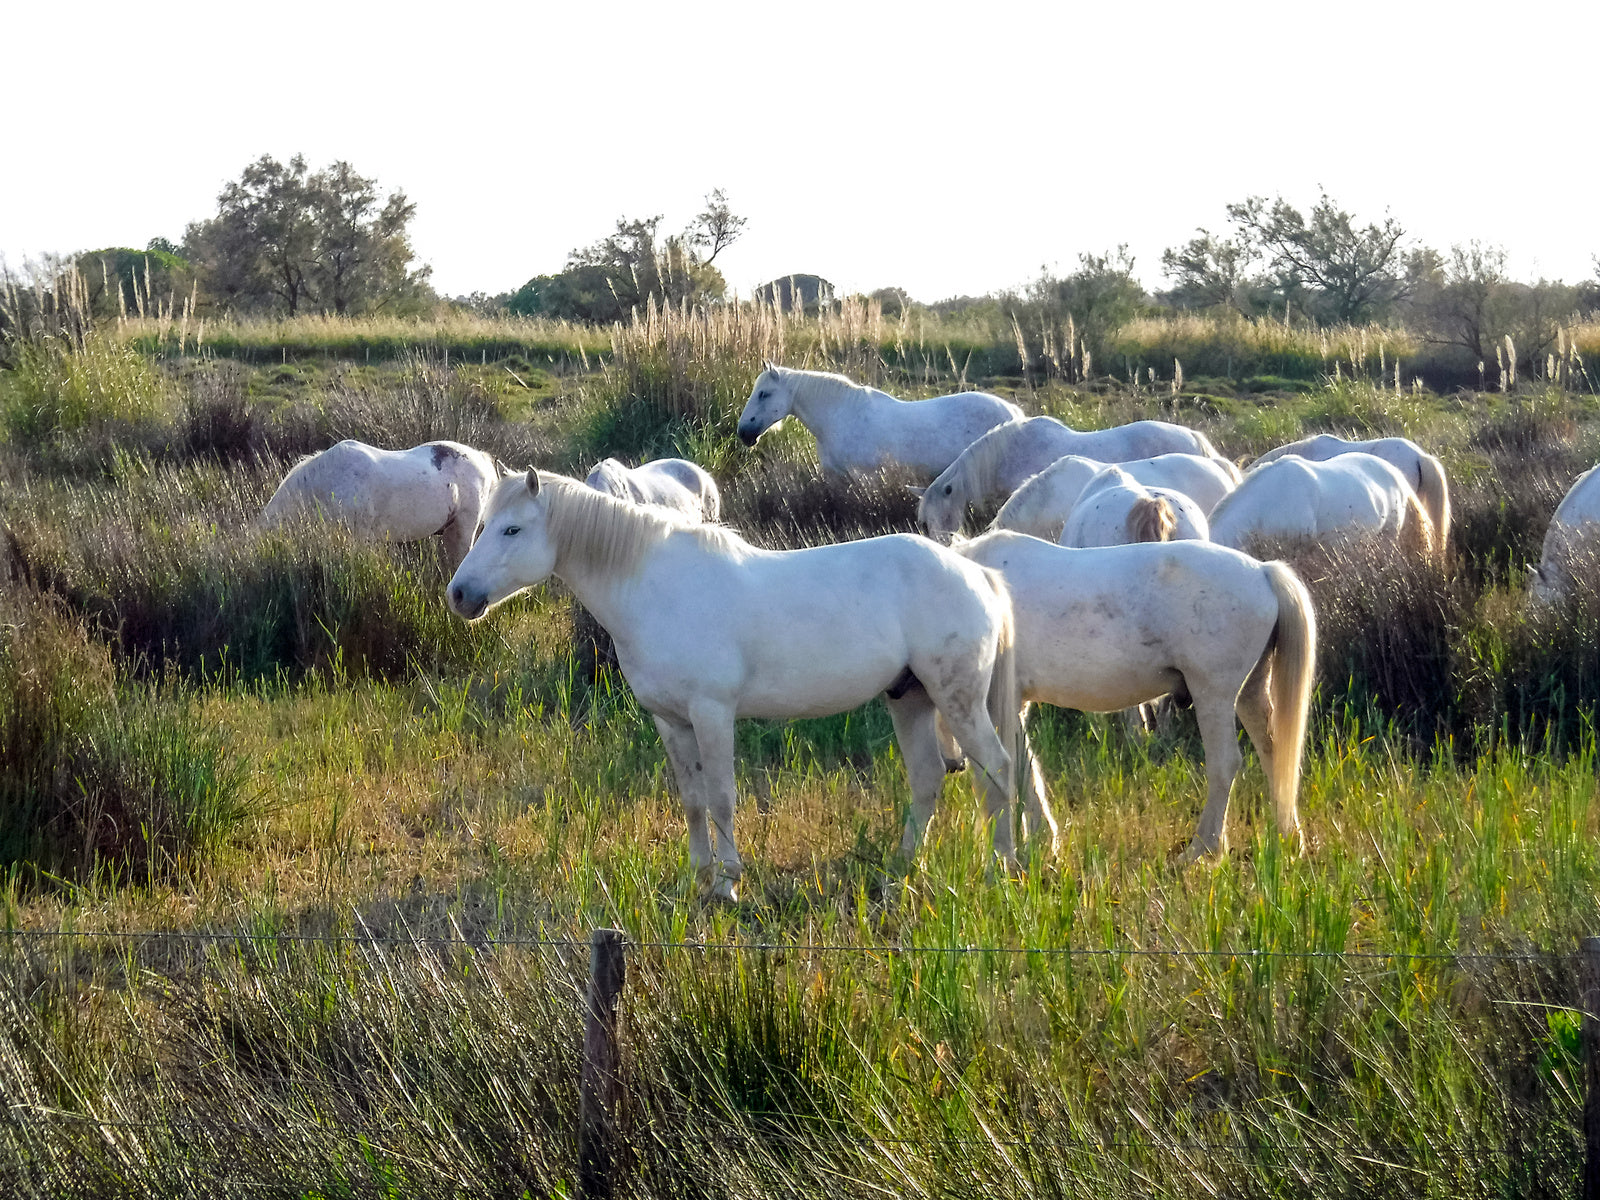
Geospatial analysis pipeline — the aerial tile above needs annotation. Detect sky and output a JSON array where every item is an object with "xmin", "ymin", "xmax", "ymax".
[{"xmin": 4, "ymin": 0, "xmax": 1597, "ymax": 304}]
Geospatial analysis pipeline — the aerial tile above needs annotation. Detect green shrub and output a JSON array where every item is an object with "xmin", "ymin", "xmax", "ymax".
[
  {"xmin": 2, "ymin": 334, "xmax": 169, "ymax": 442},
  {"xmin": 0, "ymin": 591, "xmax": 253, "ymax": 880}
]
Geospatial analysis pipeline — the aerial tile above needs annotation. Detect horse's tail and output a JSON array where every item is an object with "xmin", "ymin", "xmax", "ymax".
[
  {"xmin": 1413, "ymin": 452, "xmax": 1451, "ymax": 560},
  {"xmin": 1191, "ymin": 429, "xmax": 1226, "ymax": 462},
  {"xmin": 1126, "ymin": 495, "xmax": 1177, "ymax": 543},
  {"xmin": 1216, "ymin": 457, "xmax": 1245, "ymax": 486},
  {"xmin": 981, "ymin": 567, "xmax": 1021, "ymax": 813},
  {"xmin": 1399, "ymin": 488, "xmax": 1438, "ymax": 565},
  {"xmin": 1261, "ymin": 561, "xmax": 1316, "ymax": 853}
]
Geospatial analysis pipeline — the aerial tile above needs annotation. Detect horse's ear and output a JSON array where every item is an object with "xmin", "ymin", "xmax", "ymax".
[
  {"xmin": 525, "ymin": 470, "xmax": 540, "ymax": 496},
  {"xmin": 905, "ymin": 484, "xmax": 925, "ymax": 498},
  {"xmin": 763, "ymin": 359, "xmax": 775, "ymax": 374}
]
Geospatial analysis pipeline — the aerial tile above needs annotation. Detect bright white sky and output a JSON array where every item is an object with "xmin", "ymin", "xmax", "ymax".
[{"xmin": 5, "ymin": 0, "xmax": 1596, "ymax": 304}]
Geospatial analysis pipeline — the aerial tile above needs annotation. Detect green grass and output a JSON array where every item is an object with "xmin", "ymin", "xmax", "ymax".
[{"xmin": 2, "ymin": 317, "xmax": 1600, "ymax": 1195}]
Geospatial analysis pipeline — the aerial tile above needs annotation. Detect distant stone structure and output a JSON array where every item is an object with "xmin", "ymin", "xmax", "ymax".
[{"xmin": 753, "ymin": 274, "xmax": 835, "ymax": 314}]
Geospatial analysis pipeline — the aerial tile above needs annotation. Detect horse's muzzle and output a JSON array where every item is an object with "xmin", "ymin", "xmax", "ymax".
[
  {"xmin": 737, "ymin": 426, "xmax": 759, "ymax": 447},
  {"xmin": 449, "ymin": 584, "xmax": 488, "ymax": 621}
]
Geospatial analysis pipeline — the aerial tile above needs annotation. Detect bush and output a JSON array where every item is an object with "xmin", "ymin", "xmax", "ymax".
[
  {"xmin": 0, "ymin": 590, "xmax": 254, "ymax": 881},
  {"xmin": 5, "ymin": 472, "xmax": 489, "ymax": 682},
  {"xmin": 2, "ymin": 334, "xmax": 169, "ymax": 442}
]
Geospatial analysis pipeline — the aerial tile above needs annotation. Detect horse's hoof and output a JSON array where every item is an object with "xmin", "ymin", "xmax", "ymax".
[{"xmin": 1177, "ymin": 839, "xmax": 1225, "ymax": 866}]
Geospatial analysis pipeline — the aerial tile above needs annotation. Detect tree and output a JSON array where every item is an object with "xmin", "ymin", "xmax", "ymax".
[
  {"xmin": 1224, "ymin": 192, "xmax": 1419, "ymax": 324},
  {"xmin": 182, "ymin": 154, "xmax": 431, "ymax": 316},
  {"xmin": 1159, "ymin": 231, "xmax": 1260, "ymax": 314},
  {"xmin": 686, "ymin": 188, "xmax": 747, "ymax": 266},
  {"xmin": 1412, "ymin": 242, "xmax": 1511, "ymax": 362},
  {"xmin": 507, "ymin": 196, "xmax": 740, "ymax": 323}
]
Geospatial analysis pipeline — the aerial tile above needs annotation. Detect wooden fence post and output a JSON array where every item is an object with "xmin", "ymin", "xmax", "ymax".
[
  {"xmin": 1582, "ymin": 935, "xmax": 1600, "ymax": 1200},
  {"xmin": 578, "ymin": 928, "xmax": 626, "ymax": 1200}
]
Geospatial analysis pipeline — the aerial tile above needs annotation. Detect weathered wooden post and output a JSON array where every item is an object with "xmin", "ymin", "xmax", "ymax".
[
  {"xmin": 578, "ymin": 928, "xmax": 626, "ymax": 1200},
  {"xmin": 1582, "ymin": 936, "xmax": 1600, "ymax": 1200}
]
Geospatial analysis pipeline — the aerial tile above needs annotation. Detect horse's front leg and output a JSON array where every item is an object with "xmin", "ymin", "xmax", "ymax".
[
  {"xmin": 687, "ymin": 699, "xmax": 743, "ymax": 903},
  {"xmin": 653, "ymin": 715, "xmax": 714, "ymax": 889}
]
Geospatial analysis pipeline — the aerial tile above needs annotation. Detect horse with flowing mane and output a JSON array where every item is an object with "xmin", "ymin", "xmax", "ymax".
[
  {"xmin": 1529, "ymin": 463, "xmax": 1600, "ymax": 603},
  {"xmin": 1207, "ymin": 452, "xmax": 1439, "ymax": 564},
  {"xmin": 447, "ymin": 471, "xmax": 1024, "ymax": 900},
  {"xmin": 1249, "ymin": 433, "xmax": 1451, "ymax": 551},
  {"xmin": 917, "ymin": 416, "xmax": 1227, "ymax": 540},
  {"xmin": 1058, "ymin": 465, "xmax": 1211, "ymax": 548},
  {"xmin": 261, "ymin": 438, "xmax": 500, "ymax": 566},
  {"xmin": 737, "ymin": 364, "xmax": 1023, "ymax": 480},
  {"xmin": 584, "ymin": 457, "xmax": 721, "ymax": 521},
  {"xmin": 949, "ymin": 532, "xmax": 1316, "ymax": 861}
]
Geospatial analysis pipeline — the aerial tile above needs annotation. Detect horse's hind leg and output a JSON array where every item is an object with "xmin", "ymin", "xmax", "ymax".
[
  {"xmin": 1181, "ymin": 687, "xmax": 1245, "ymax": 863},
  {"xmin": 932, "ymin": 696, "xmax": 1017, "ymax": 868},
  {"xmin": 1235, "ymin": 654, "xmax": 1303, "ymax": 854},
  {"xmin": 885, "ymin": 687, "xmax": 948, "ymax": 863},
  {"xmin": 1016, "ymin": 706, "xmax": 1059, "ymax": 855},
  {"xmin": 654, "ymin": 715, "xmax": 715, "ymax": 890}
]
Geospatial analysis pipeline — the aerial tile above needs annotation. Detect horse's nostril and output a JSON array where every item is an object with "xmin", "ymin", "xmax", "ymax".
[{"xmin": 451, "ymin": 585, "xmax": 463, "ymax": 605}]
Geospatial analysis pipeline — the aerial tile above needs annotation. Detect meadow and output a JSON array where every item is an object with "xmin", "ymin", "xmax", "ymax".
[{"xmin": 2, "ymin": 298, "xmax": 1600, "ymax": 1198}]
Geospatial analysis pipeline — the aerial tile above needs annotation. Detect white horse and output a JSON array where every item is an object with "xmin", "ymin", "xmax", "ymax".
[
  {"xmin": 1250, "ymin": 434, "xmax": 1451, "ymax": 551},
  {"xmin": 736, "ymin": 364, "xmax": 1023, "ymax": 480},
  {"xmin": 447, "ymin": 471, "xmax": 1021, "ymax": 901},
  {"xmin": 1059, "ymin": 465, "xmax": 1211, "ymax": 548},
  {"xmin": 1208, "ymin": 452, "xmax": 1439, "ymax": 563},
  {"xmin": 950, "ymin": 532, "xmax": 1316, "ymax": 861},
  {"xmin": 1530, "ymin": 463, "xmax": 1600, "ymax": 603},
  {"xmin": 261, "ymin": 439, "xmax": 499, "ymax": 566},
  {"xmin": 584, "ymin": 457, "xmax": 721, "ymax": 522},
  {"xmin": 995, "ymin": 453, "xmax": 1239, "ymax": 542},
  {"xmin": 917, "ymin": 416, "xmax": 1226, "ymax": 539}
]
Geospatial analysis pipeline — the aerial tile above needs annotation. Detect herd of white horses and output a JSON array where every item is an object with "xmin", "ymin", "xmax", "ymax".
[{"xmin": 263, "ymin": 363, "xmax": 1600, "ymax": 901}]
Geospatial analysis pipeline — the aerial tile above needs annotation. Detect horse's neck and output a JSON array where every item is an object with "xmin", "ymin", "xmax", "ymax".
[{"xmin": 790, "ymin": 374, "xmax": 884, "ymax": 437}]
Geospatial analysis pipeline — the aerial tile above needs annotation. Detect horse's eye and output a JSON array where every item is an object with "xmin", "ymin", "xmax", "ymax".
[
  {"xmin": 758, "ymin": 390, "xmax": 771, "ymax": 400},
  {"xmin": 503, "ymin": 525, "xmax": 521, "ymax": 536},
  {"xmin": 943, "ymin": 484, "xmax": 953, "ymax": 496}
]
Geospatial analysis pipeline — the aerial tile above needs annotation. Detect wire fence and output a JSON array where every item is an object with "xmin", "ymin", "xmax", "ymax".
[{"xmin": 0, "ymin": 924, "xmax": 1592, "ymax": 1197}]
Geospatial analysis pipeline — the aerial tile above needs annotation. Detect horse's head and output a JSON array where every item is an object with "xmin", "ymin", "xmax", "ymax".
[
  {"xmin": 916, "ymin": 469, "xmax": 965, "ymax": 544},
  {"xmin": 737, "ymin": 363, "xmax": 794, "ymax": 447},
  {"xmin": 448, "ymin": 471, "xmax": 555, "ymax": 621}
]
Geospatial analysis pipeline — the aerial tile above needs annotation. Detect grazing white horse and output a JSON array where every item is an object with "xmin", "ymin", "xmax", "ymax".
[
  {"xmin": 917, "ymin": 416, "xmax": 1226, "ymax": 539},
  {"xmin": 1530, "ymin": 463, "xmax": 1600, "ymax": 603},
  {"xmin": 1208, "ymin": 453, "xmax": 1438, "ymax": 564},
  {"xmin": 995, "ymin": 453, "xmax": 1238, "ymax": 542},
  {"xmin": 950, "ymin": 532, "xmax": 1316, "ymax": 860},
  {"xmin": 1059, "ymin": 465, "xmax": 1211, "ymax": 548},
  {"xmin": 736, "ymin": 364, "xmax": 1023, "ymax": 480},
  {"xmin": 261, "ymin": 439, "xmax": 499, "ymax": 566},
  {"xmin": 1250, "ymin": 434, "xmax": 1451, "ymax": 551},
  {"xmin": 584, "ymin": 457, "xmax": 721, "ymax": 522},
  {"xmin": 447, "ymin": 471, "xmax": 1021, "ymax": 901}
]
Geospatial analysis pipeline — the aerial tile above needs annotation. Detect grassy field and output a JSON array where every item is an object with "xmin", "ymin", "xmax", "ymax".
[{"xmin": 2, "ymin": 306, "xmax": 1600, "ymax": 1197}]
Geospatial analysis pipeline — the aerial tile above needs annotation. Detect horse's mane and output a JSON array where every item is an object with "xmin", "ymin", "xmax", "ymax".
[
  {"xmin": 770, "ymin": 365, "xmax": 878, "ymax": 403},
  {"xmin": 487, "ymin": 473, "xmax": 742, "ymax": 578},
  {"xmin": 951, "ymin": 420, "xmax": 1031, "ymax": 502}
]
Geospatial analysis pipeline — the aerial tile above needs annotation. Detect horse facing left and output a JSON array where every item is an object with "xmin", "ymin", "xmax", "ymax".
[
  {"xmin": 261, "ymin": 438, "xmax": 500, "ymax": 567},
  {"xmin": 447, "ymin": 470, "xmax": 1021, "ymax": 901}
]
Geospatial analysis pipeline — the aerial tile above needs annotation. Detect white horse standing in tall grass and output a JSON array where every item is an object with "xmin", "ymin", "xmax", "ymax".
[
  {"xmin": 1058, "ymin": 465, "xmax": 1211, "ymax": 548},
  {"xmin": 585, "ymin": 457, "xmax": 721, "ymax": 521},
  {"xmin": 917, "ymin": 416, "xmax": 1227, "ymax": 539},
  {"xmin": 950, "ymin": 533, "xmax": 1316, "ymax": 861},
  {"xmin": 447, "ymin": 471, "xmax": 1021, "ymax": 901},
  {"xmin": 1530, "ymin": 463, "xmax": 1600, "ymax": 603},
  {"xmin": 1250, "ymin": 434, "xmax": 1451, "ymax": 550},
  {"xmin": 736, "ymin": 364, "xmax": 1023, "ymax": 480},
  {"xmin": 1207, "ymin": 453, "xmax": 1439, "ymax": 564},
  {"xmin": 261, "ymin": 439, "xmax": 500, "ymax": 566},
  {"xmin": 993, "ymin": 453, "xmax": 1237, "ymax": 542}
]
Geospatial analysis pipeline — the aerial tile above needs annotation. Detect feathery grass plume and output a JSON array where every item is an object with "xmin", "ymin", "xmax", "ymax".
[{"xmin": 1506, "ymin": 334, "xmax": 1518, "ymax": 390}]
